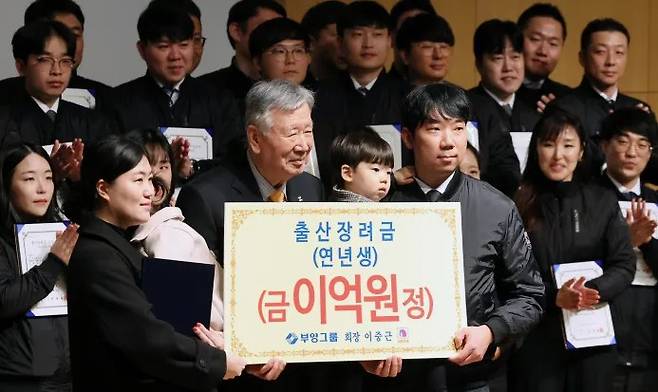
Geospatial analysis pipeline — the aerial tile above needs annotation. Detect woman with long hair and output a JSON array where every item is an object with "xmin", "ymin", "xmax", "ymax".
[
  {"xmin": 0, "ymin": 143, "xmax": 78, "ymax": 391},
  {"xmin": 509, "ymin": 108, "xmax": 635, "ymax": 391}
]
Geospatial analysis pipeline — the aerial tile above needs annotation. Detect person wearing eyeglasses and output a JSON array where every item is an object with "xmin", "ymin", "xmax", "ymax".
[
  {"xmin": 596, "ymin": 108, "xmax": 658, "ymax": 392},
  {"xmin": 0, "ymin": 0, "xmax": 112, "ymax": 112},
  {"xmin": 108, "ymin": 3, "xmax": 241, "ymax": 172},
  {"xmin": 249, "ymin": 18, "xmax": 313, "ymax": 89},
  {"xmin": 0, "ymin": 20, "xmax": 112, "ymax": 183}
]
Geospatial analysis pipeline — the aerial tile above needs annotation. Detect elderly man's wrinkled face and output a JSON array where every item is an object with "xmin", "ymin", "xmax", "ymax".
[{"xmin": 248, "ymin": 103, "xmax": 314, "ymax": 185}]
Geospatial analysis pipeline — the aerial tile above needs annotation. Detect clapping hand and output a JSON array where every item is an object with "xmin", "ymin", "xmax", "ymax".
[{"xmin": 556, "ymin": 276, "xmax": 600, "ymax": 310}]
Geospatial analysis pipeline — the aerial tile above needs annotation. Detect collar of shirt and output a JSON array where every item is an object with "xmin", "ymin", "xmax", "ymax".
[
  {"xmin": 482, "ymin": 85, "xmax": 515, "ymax": 109},
  {"xmin": 350, "ymin": 74, "xmax": 378, "ymax": 92},
  {"xmin": 131, "ymin": 206, "xmax": 184, "ymax": 242},
  {"xmin": 153, "ymin": 76, "xmax": 185, "ymax": 92},
  {"xmin": 606, "ymin": 171, "xmax": 641, "ymax": 195},
  {"xmin": 415, "ymin": 171, "xmax": 455, "ymax": 196},
  {"xmin": 590, "ymin": 83, "xmax": 618, "ymax": 102},
  {"xmin": 31, "ymin": 96, "xmax": 60, "ymax": 113},
  {"xmin": 247, "ymin": 152, "xmax": 287, "ymax": 201},
  {"xmin": 523, "ymin": 77, "xmax": 545, "ymax": 90}
]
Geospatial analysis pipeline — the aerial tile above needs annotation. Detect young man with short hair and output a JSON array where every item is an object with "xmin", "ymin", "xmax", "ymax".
[
  {"xmin": 313, "ymin": 1, "xmax": 406, "ymax": 189},
  {"xmin": 108, "ymin": 4, "xmax": 241, "ymax": 163},
  {"xmin": 597, "ymin": 108, "xmax": 658, "ymax": 392},
  {"xmin": 199, "ymin": 0, "xmax": 285, "ymax": 115},
  {"xmin": 300, "ymin": 0, "xmax": 346, "ymax": 82},
  {"xmin": 553, "ymin": 18, "xmax": 650, "ymax": 171},
  {"xmin": 0, "ymin": 19, "xmax": 111, "ymax": 182},
  {"xmin": 516, "ymin": 3, "xmax": 571, "ymax": 111},
  {"xmin": 249, "ymin": 18, "xmax": 312, "ymax": 88},
  {"xmin": 469, "ymin": 19, "xmax": 540, "ymax": 134},
  {"xmin": 379, "ymin": 82, "xmax": 544, "ymax": 392},
  {"xmin": 149, "ymin": 0, "xmax": 205, "ymax": 74},
  {"xmin": 388, "ymin": 0, "xmax": 437, "ymax": 82},
  {"xmin": 0, "ymin": 0, "xmax": 111, "ymax": 110}
]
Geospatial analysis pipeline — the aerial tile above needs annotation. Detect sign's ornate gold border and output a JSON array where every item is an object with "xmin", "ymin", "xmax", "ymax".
[{"xmin": 227, "ymin": 206, "xmax": 465, "ymax": 359}]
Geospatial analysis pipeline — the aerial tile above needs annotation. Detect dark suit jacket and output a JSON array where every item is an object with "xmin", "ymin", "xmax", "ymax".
[
  {"xmin": 198, "ymin": 58, "xmax": 255, "ymax": 123},
  {"xmin": 177, "ymin": 154, "xmax": 324, "ymax": 264},
  {"xmin": 312, "ymin": 70, "xmax": 407, "ymax": 189},
  {"xmin": 468, "ymin": 84, "xmax": 541, "ymax": 134},
  {"xmin": 0, "ymin": 95, "xmax": 112, "ymax": 148},
  {"xmin": 466, "ymin": 92, "xmax": 522, "ymax": 197},
  {"xmin": 108, "ymin": 73, "xmax": 242, "ymax": 159},
  {"xmin": 67, "ymin": 214, "xmax": 226, "ymax": 392},
  {"xmin": 597, "ymin": 173, "xmax": 658, "ymax": 364},
  {"xmin": 517, "ymin": 77, "xmax": 572, "ymax": 110},
  {"xmin": 0, "ymin": 72, "xmax": 112, "ymax": 111}
]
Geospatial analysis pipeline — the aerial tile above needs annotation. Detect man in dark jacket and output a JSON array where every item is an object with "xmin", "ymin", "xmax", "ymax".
[
  {"xmin": 553, "ymin": 18, "xmax": 650, "ymax": 172},
  {"xmin": 597, "ymin": 108, "xmax": 658, "ymax": 392},
  {"xmin": 313, "ymin": 1, "xmax": 407, "ymax": 190},
  {"xmin": 108, "ymin": 4, "xmax": 242, "ymax": 162},
  {"xmin": 376, "ymin": 83, "xmax": 544, "ymax": 391},
  {"xmin": 468, "ymin": 19, "xmax": 540, "ymax": 135},
  {"xmin": 516, "ymin": 3, "xmax": 571, "ymax": 111},
  {"xmin": 0, "ymin": 0, "xmax": 111, "ymax": 111}
]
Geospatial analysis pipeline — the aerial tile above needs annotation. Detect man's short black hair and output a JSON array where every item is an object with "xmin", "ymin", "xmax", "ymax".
[
  {"xmin": 517, "ymin": 3, "xmax": 567, "ymax": 40},
  {"xmin": 337, "ymin": 1, "xmax": 391, "ymax": 37},
  {"xmin": 330, "ymin": 127, "xmax": 394, "ymax": 188},
  {"xmin": 396, "ymin": 13, "xmax": 454, "ymax": 52},
  {"xmin": 249, "ymin": 18, "xmax": 309, "ymax": 59},
  {"xmin": 580, "ymin": 18, "xmax": 630, "ymax": 52},
  {"xmin": 301, "ymin": 1, "xmax": 345, "ymax": 39},
  {"xmin": 138, "ymin": 3, "xmax": 193, "ymax": 43},
  {"xmin": 473, "ymin": 19, "xmax": 523, "ymax": 63},
  {"xmin": 390, "ymin": 0, "xmax": 436, "ymax": 32},
  {"xmin": 227, "ymin": 0, "xmax": 287, "ymax": 49},
  {"xmin": 402, "ymin": 82, "xmax": 471, "ymax": 134},
  {"xmin": 148, "ymin": 0, "xmax": 201, "ymax": 19},
  {"xmin": 25, "ymin": 0, "xmax": 85, "ymax": 26},
  {"xmin": 600, "ymin": 107, "xmax": 657, "ymax": 146},
  {"xmin": 12, "ymin": 20, "xmax": 76, "ymax": 62}
]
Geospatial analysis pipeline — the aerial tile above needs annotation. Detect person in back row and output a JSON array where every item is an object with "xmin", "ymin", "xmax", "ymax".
[
  {"xmin": 199, "ymin": 0, "xmax": 285, "ymax": 117},
  {"xmin": 0, "ymin": 20, "xmax": 112, "ymax": 182},
  {"xmin": 301, "ymin": 0, "xmax": 346, "ymax": 82},
  {"xmin": 107, "ymin": 3, "xmax": 242, "ymax": 169},
  {"xmin": 516, "ymin": 2, "xmax": 571, "ymax": 112},
  {"xmin": 313, "ymin": 0, "xmax": 406, "ymax": 190},
  {"xmin": 0, "ymin": 0, "xmax": 111, "ymax": 111}
]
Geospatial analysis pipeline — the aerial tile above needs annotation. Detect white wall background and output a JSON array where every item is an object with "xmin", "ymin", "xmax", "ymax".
[{"xmin": 0, "ymin": 0, "xmax": 239, "ymax": 86}]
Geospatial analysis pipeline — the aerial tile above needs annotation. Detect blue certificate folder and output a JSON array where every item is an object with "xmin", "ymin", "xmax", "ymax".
[{"xmin": 141, "ymin": 258, "xmax": 214, "ymax": 337}]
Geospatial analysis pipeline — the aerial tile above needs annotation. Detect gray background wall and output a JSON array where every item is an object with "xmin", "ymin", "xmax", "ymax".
[{"xmin": 0, "ymin": 0, "xmax": 239, "ymax": 86}]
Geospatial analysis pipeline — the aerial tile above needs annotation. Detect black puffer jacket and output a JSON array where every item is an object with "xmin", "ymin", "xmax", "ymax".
[
  {"xmin": 0, "ymin": 234, "xmax": 68, "ymax": 378},
  {"xmin": 528, "ymin": 181, "xmax": 635, "ymax": 314},
  {"xmin": 389, "ymin": 171, "xmax": 545, "ymax": 343}
]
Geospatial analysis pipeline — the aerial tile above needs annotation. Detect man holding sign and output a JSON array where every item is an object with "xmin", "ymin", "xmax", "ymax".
[{"xmin": 383, "ymin": 83, "xmax": 544, "ymax": 391}]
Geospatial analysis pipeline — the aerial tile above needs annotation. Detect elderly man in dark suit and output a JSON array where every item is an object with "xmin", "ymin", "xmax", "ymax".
[{"xmin": 177, "ymin": 79, "xmax": 325, "ymax": 392}]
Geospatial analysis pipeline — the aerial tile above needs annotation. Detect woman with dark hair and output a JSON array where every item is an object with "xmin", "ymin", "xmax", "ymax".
[
  {"xmin": 0, "ymin": 143, "xmax": 78, "ymax": 391},
  {"xmin": 509, "ymin": 108, "xmax": 635, "ymax": 392},
  {"xmin": 65, "ymin": 134, "xmax": 245, "ymax": 391}
]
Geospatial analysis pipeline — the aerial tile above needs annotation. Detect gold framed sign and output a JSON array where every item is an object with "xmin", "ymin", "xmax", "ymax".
[{"xmin": 223, "ymin": 202, "xmax": 467, "ymax": 364}]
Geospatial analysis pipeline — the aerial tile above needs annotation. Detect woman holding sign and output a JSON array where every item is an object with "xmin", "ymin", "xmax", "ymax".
[
  {"xmin": 509, "ymin": 108, "xmax": 635, "ymax": 392},
  {"xmin": 0, "ymin": 143, "xmax": 78, "ymax": 391},
  {"xmin": 64, "ymin": 135, "xmax": 246, "ymax": 391}
]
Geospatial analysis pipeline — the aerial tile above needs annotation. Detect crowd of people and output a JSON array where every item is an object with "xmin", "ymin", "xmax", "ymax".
[{"xmin": 0, "ymin": 0, "xmax": 656, "ymax": 391}]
